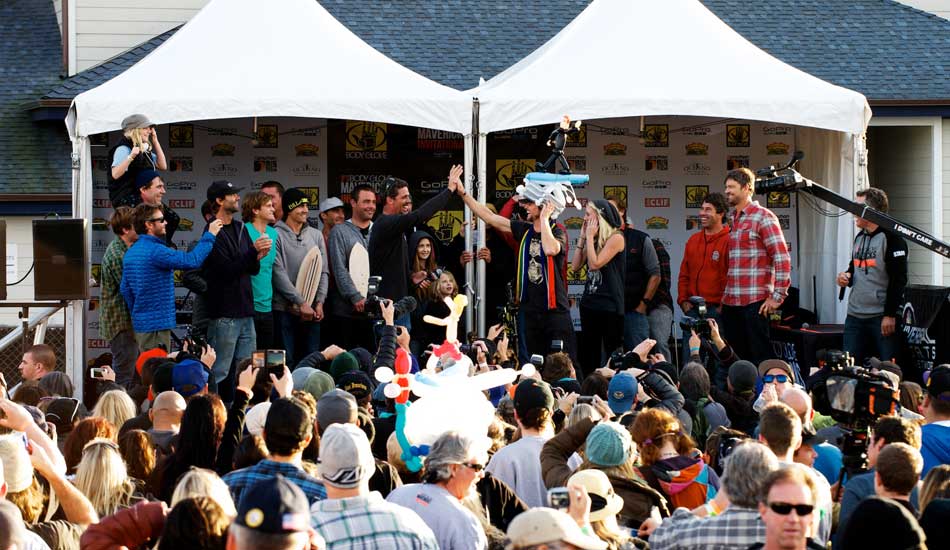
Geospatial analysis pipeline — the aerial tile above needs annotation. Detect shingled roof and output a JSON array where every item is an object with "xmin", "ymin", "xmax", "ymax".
[{"xmin": 0, "ymin": 0, "xmax": 71, "ymax": 194}]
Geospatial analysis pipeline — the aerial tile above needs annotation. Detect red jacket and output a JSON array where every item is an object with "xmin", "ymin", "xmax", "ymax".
[{"xmin": 677, "ymin": 227, "xmax": 730, "ymax": 307}]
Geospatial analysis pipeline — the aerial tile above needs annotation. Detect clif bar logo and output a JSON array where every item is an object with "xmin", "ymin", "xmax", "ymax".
[
  {"xmin": 168, "ymin": 199, "xmax": 195, "ymax": 209},
  {"xmin": 644, "ymin": 198, "xmax": 670, "ymax": 208}
]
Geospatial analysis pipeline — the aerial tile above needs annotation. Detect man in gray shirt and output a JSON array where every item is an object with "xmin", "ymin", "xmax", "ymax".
[
  {"xmin": 836, "ymin": 187, "xmax": 907, "ymax": 365},
  {"xmin": 327, "ymin": 184, "xmax": 376, "ymax": 351}
]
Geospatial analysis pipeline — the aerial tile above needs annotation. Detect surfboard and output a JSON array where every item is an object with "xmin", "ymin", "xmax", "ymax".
[
  {"xmin": 524, "ymin": 171, "xmax": 590, "ymax": 186},
  {"xmin": 349, "ymin": 243, "xmax": 370, "ymax": 297},
  {"xmin": 295, "ymin": 245, "xmax": 323, "ymax": 308}
]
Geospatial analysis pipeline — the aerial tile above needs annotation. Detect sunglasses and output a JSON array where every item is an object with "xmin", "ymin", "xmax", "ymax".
[
  {"xmin": 763, "ymin": 374, "xmax": 789, "ymax": 384},
  {"xmin": 147, "ymin": 217, "xmax": 166, "ymax": 224},
  {"xmin": 768, "ymin": 502, "xmax": 814, "ymax": 516},
  {"xmin": 460, "ymin": 462, "xmax": 485, "ymax": 472}
]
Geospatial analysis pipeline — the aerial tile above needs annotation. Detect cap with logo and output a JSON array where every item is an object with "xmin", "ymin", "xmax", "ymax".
[
  {"xmin": 171, "ymin": 359, "xmax": 209, "ymax": 398},
  {"xmin": 505, "ymin": 507, "xmax": 607, "ymax": 550},
  {"xmin": 236, "ymin": 474, "xmax": 310, "ymax": 534},
  {"xmin": 926, "ymin": 364, "xmax": 950, "ymax": 402},
  {"xmin": 337, "ymin": 370, "xmax": 373, "ymax": 402},
  {"xmin": 318, "ymin": 423, "xmax": 375, "ymax": 489},
  {"xmin": 282, "ymin": 188, "xmax": 310, "ymax": 215},
  {"xmin": 207, "ymin": 180, "xmax": 243, "ymax": 201},
  {"xmin": 319, "ymin": 196, "xmax": 344, "ymax": 214},
  {"xmin": 121, "ymin": 113, "xmax": 152, "ymax": 130},
  {"xmin": 607, "ymin": 372, "xmax": 638, "ymax": 415}
]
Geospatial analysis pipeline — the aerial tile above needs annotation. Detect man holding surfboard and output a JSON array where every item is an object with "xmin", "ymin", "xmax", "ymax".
[
  {"xmin": 273, "ymin": 187, "xmax": 330, "ymax": 367},
  {"xmin": 328, "ymin": 184, "xmax": 377, "ymax": 351}
]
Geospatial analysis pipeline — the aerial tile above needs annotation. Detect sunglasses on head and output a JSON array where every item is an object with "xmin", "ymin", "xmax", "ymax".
[
  {"xmin": 768, "ymin": 502, "xmax": 814, "ymax": 516},
  {"xmin": 763, "ymin": 374, "xmax": 789, "ymax": 384}
]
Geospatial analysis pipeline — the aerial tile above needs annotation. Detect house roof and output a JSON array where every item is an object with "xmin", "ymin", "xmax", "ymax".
[{"xmin": 0, "ymin": 0, "xmax": 71, "ymax": 194}]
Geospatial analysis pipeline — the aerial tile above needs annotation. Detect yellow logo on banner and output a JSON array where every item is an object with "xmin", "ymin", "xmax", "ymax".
[
  {"xmin": 178, "ymin": 218, "xmax": 195, "ymax": 232},
  {"xmin": 603, "ymin": 186, "xmax": 628, "ymax": 214},
  {"xmin": 646, "ymin": 216, "xmax": 670, "ymax": 230},
  {"xmin": 767, "ymin": 142, "xmax": 790, "ymax": 156},
  {"xmin": 563, "ymin": 216, "xmax": 584, "ymax": 230},
  {"xmin": 685, "ymin": 142, "xmax": 709, "ymax": 156},
  {"xmin": 92, "ymin": 218, "xmax": 108, "ymax": 232},
  {"xmin": 295, "ymin": 144, "xmax": 319, "ymax": 157},
  {"xmin": 91, "ymin": 264, "xmax": 101, "ymax": 286},
  {"xmin": 726, "ymin": 124, "xmax": 750, "ymax": 147},
  {"xmin": 211, "ymin": 143, "xmax": 236, "ymax": 156},
  {"xmin": 426, "ymin": 210, "xmax": 463, "ymax": 244},
  {"xmin": 346, "ymin": 122, "xmax": 388, "ymax": 152},
  {"xmin": 298, "ymin": 187, "xmax": 320, "ymax": 209},
  {"xmin": 603, "ymin": 143, "xmax": 627, "ymax": 156},
  {"xmin": 173, "ymin": 270, "xmax": 184, "ymax": 287},
  {"xmin": 643, "ymin": 124, "xmax": 669, "ymax": 148},
  {"xmin": 567, "ymin": 263, "xmax": 588, "ymax": 285},
  {"xmin": 495, "ymin": 159, "xmax": 534, "ymax": 191},
  {"xmin": 685, "ymin": 185, "xmax": 709, "ymax": 209}
]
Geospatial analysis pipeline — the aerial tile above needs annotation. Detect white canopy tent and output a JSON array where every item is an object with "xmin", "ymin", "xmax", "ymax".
[
  {"xmin": 64, "ymin": 0, "xmax": 474, "ymax": 381},
  {"xmin": 468, "ymin": 0, "xmax": 872, "ymax": 328}
]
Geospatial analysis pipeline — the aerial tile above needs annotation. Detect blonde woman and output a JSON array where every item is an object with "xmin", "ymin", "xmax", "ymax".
[
  {"xmin": 91, "ymin": 390, "xmax": 137, "ymax": 430},
  {"xmin": 74, "ymin": 438, "xmax": 143, "ymax": 516},
  {"xmin": 170, "ymin": 467, "xmax": 237, "ymax": 518},
  {"xmin": 108, "ymin": 114, "xmax": 167, "ymax": 208},
  {"xmin": 571, "ymin": 199, "xmax": 625, "ymax": 376}
]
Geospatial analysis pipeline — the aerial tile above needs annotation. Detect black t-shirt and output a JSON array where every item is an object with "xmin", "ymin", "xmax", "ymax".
[{"xmin": 510, "ymin": 220, "xmax": 568, "ymax": 313}]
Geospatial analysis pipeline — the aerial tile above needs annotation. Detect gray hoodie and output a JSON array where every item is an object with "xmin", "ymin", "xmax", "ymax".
[
  {"xmin": 272, "ymin": 220, "xmax": 329, "ymax": 312},
  {"xmin": 328, "ymin": 219, "xmax": 372, "ymax": 317}
]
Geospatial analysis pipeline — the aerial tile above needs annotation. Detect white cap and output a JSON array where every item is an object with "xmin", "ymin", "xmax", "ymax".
[{"xmin": 505, "ymin": 508, "xmax": 607, "ymax": 550}]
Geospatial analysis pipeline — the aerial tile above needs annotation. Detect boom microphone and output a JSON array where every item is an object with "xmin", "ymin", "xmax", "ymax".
[{"xmin": 392, "ymin": 296, "xmax": 418, "ymax": 319}]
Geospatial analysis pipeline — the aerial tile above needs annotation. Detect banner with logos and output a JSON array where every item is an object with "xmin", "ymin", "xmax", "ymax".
[{"xmin": 87, "ymin": 117, "xmax": 328, "ymax": 357}]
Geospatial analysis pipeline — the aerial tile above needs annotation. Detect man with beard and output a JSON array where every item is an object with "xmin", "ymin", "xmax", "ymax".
[
  {"xmin": 203, "ymin": 180, "xmax": 267, "ymax": 395},
  {"xmin": 721, "ymin": 168, "xmax": 790, "ymax": 366},
  {"xmin": 133, "ymin": 169, "xmax": 180, "ymax": 246},
  {"xmin": 328, "ymin": 184, "xmax": 377, "ymax": 350}
]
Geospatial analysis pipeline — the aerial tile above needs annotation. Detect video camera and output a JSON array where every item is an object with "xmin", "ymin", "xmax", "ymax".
[
  {"xmin": 809, "ymin": 349, "xmax": 899, "ymax": 427},
  {"xmin": 364, "ymin": 276, "xmax": 419, "ymax": 322},
  {"xmin": 678, "ymin": 296, "xmax": 711, "ymax": 339}
]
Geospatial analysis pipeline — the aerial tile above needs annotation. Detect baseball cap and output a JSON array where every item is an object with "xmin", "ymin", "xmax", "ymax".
[
  {"xmin": 319, "ymin": 197, "xmax": 344, "ymax": 214},
  {"xmin": 134, "ymin": 169, "xmax": 162, "ymax": 189},
  {"xmin": 758, "ymin": 359, "xmax": 794, "ymax": 380},
  {"xmin": 121, "ymin": 113, "xmax": 152, "ymax": 130},
  {"xmin": 0, "ymin": 435, "xmax": 34, "ymax": 492},
  {"xmin": 236, "ymin": 474, "xmax": 309, "ymax": 534},
  {"xmin": 513, "ymin": 379, "xmax": 555, "ymax": 419},
  {"xmin": 567, "ymin": 469, "xmax": 624, "ymax": 522},
  {"xmin": 318, "ymin": 423, "xmax": 374, "ymax": 489},
  {"xmin": 337, "ymin": 370, "xmax": 373, "ymax": 402},
  {"xmin": 206, "ymin": 180, "xmax": 243, "ymax": 201},
  {"xmin": 926, "ymin": 365, "xmax": 950, "ymax": 402},
  {"xmin": 264, "ymin": 398, "xmax": 313, "ymax": 450},
  {"xmin": 172, "ymin": 359, "xmax": 209, "ymax": 398},
  {"xmin": 245, "ymin": 402, "xmax": 271, "ymax": 436},
  {"xmin": 869, "ymin": 357, "xmax": 903, "ymax": 383},
  {"xmin": 607, "ymin": 372, "xmax": 638, "ymax": 415},
  {"xmin": 316, "ymin": 388, "xmax": 357, "ymax": 431},
  {"xmin": 505, "ymin": 508, "xmax": 607, "ymax": 550}
]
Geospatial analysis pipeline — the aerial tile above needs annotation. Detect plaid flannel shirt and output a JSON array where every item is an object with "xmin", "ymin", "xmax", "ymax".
[
  {"xmin": 223, "ymin": 459, "xmax": 327, "ymax": 505},
  {"xmin": 99, "ymin": 237, "xmax": 133, "ymax": 341},
  {"xmin": 310, "ymin": 492, "xmax": 440, "ymax": 550},
  {"xmin": 650, "ymin": 506, "xmax": 766, "ymax": 550},
  {"xmin": 722, "ymin": 201, "xmax": 790, "ymax": 307}
]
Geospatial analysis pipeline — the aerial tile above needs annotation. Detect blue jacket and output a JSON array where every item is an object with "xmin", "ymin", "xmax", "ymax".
[
  {"xmin": 921, "ymin": 423, "xmax": 950, "ymax": 476},
  {"xmin": 121, "ymin": 233, "xmax": 215, "ymax": 332}
]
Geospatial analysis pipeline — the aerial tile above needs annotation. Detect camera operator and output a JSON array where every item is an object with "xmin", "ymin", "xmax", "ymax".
[
  {"xmin": 599, "ymin": 339, "xmax": 687, "ymax": 426},
  {"xmin": 368, "ymin": 165, "xmax": 463, "ymax": 328},
  {"xmin": 836, "ymin": 187, "xmax": 908, "ymax": 365},
  {"xmin": 678, "ymin": 192, "xmax": 730, "ymax": 368},
  {"xmin": 722, "ymin": 168, "xmax": 791, "ymax": 366}
]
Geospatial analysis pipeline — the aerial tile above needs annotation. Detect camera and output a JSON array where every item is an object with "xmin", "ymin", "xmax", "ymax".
[
  {"xmin": 678, "ymin": 296, "xmax": 711, "ymax": 339},
  {"xmin": 364, "ymin": 275, "xmax": 384, "ymax": 319},
  {"xmin": 427, "ymin": 267, "xmax": 445, "ymax": 282},
  {"xmin": 551, "ymin": 340, "xmax": 565, "ymax": 353},
  {"xmin": 547, "ymin": 487, "xmax": 571, "ymax": 511}
]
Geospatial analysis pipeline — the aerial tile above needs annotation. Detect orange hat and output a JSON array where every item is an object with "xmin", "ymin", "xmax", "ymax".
[{"xmin": 136, "ymin": 347, "xmax": 167, "ymax": 376}]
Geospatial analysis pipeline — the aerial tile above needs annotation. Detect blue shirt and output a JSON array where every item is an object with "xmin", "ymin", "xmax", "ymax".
[
  {"xmin": 245, "ymin": 224, "xmax": 278, "ymax": 312},
  {"xmin": 921, "ymin": 422, "xmax": 950, "ymax": 476},
  {"xmin": 223, "ymin": 459, "xmax": 327, "ymax": 505}
]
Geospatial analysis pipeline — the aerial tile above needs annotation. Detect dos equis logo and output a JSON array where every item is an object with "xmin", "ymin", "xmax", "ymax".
[
  {"xmin": 495, "ymin": 159, "xmax": 533, "ymax": 198},
  {"xmin": 345, "ymin": 121, "xmax": 388, "ymax": 160}
]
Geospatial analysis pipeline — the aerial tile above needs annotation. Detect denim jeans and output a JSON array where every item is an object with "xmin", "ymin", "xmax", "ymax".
[
  {"xmin": 110, "ymin": 329, "xmax": 140, "ymax": 390},
  {"xmin": 623, "ymin": 310, "xmax": 651, "ymax": 351},
  {"xmin": 275, "ymin": 310, "xmax": 320, "ymax": 369},
  {"xmin": 207, "ymin": 317, "xmax": 256, "ymax": 386},
  {"xmin": 843, "ymin": 314, "xmax": 898, "ymax": 365},
  {"xmin": 648, "ymin": 304, "xmax": 673, "ymax": 360}
]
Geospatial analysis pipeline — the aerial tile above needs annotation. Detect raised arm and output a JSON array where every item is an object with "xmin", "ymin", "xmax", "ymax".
[{"xmin": 459, "ymin": 189, "xmax": 511, "ymax": 233}]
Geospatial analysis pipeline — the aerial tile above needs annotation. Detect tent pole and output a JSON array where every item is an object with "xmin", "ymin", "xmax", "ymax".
[
  {"xmin": 477, "ymin": 132, "xmax": 488, "ymax": 337},
  {"xmin": 463, "ymin": 100, "xmax": 476, "ymax": 334},
  {"xmin": 67, "ymin": 136, "xmax": 90, "ymax": 398}
]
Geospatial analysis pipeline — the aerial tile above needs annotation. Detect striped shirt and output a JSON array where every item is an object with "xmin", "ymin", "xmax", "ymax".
[
  {"xmin": 650, "ymin": 506, "xmax": 765, "ymax": 549},
  {"xmin": 722, "ymin": 201, "xmax": 790, "ymax": 306},
  {"xmin": 310, "ymin": 492, "xmax": 439, "ymax": 550}
]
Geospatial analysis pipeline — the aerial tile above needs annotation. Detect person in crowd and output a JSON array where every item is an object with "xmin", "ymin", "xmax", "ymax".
[
  {"xmin": 543, "ymin": 351, "xmax": 581, "ymax": 394},
  {"xmin": 242, "ymin": 191, "xmax": 280, "ymax": 350},
  {"xmin": 753, "ymin": 359, "xmax": 797, "ymax": 413},
  {"xmin": 900, "ymin": 380, "xmax": 925, "ymax": 416},
  {"xmin": 202, "ymin": 180, "xmax": 264, "ymax": 395},
  {"xmin": 873, "ymin": 442, "xmax": 924, "ymax": 516},
  {"xmin": 108, "ymin": 114, "xmax": 167, "ymax": 208},
  {"xmin": 756, "ymin": 403, "xmax": 831, "ymax": 545},
  {"xmin": 368, "ymin": 166, "xmax": 462, "ymax": 326},
  {"xmin": 567, "ymin": 469, "xmax": 645, "ymax": 550},
  {"xmin": 919, "ymin": 464, "xmax": 950, "ymax": 513},
  {"xmin": 413, "ymin": 270, "xmax": 460, "ymax": 355},
  {"xmin": 677, "ymin": 193, "xmax": 730, "ymax": 367},
  {"xmin": 119, "ymin": 429, "xmax": 157, "ymax": 483},
  {"xmin": 159, "ymin": 497, "xmax": 230, "ymax": 550},
  {"xmin": 10, "ymin": 345, "xmax": 56, "ymax": 397},
  {"xmin": 122, "ymin": 203, "xmax": 220, "ymax": 352},
  {"xmin": 74, "ymin": 437, "xmax": 144, "ymax": 516},
  {"xmin": 310, "ymin": 423, "xmax": 438, "ymax": 549},
  {"xmin": 273, "ymin": 188, "xmax": 330, "ymax": 365},
  {"xmin": 64, "ymin": 417, "xmax": 117, "ymax": 474},
  {"xmin": 571, "ymin": 199, "xmax": 625, "ymax": 377},
  {"xmin": 317, "ymin": 196, "xmax": 346, "ymax": 345},
  {"xmin": 460, "ymin": 176, "xmax": 575, "ymax": 360},
  {"xmin": 328, "ymin": 183, "xmax": 376, "ymax": 350},
  {"xmin": 486, "ymin": 379, "xmax": 556, "ymax": 508},
  {"xmin": 920, "ymin": 363, "xmax": 950, "ymax": 475},
  {"xmin": 775, "ymin": 387, "xmax": 838, "ymax": 478},
  {"xmin": 409, "ymin": 230, "xmax": 439, "ymax": 301},
  {"xmin": 223, "ymin": 396, "xmax": 327, "ymax": 505},
  {"xmin": 504, "ymin": 504, "xmax": 610, "ymax": 550},
  {"xmin": 721, "ymin": 168, "xmax": 791, "ymax": 366},
  {"xmin": 839, "ymin": 495, "xmax": 927, "ymax": 550},
  {"xmin": 227, "ymin": 475, "xmax": 315, "ymax": 550},
  {"xmin": 630, "ymin": 408, "xmax": 719, "ymax": 510},
  {"xmin": 836, "ymin": 187, "xmax": 908, "ymax": 364},
  {"xmin": 171, "ymin": 467, "xmax": 237, "ymax": 518},
  {"xmin": 386, "ymin": 431, "xmax": 489, "ymax": 550},
  {"xmin": 259, "ymin": 180, "xmax": 285, "ymax": 223},
  {"xmin": 647, "ymin": 440, "xmax": 779, "ymax": 548},
  {"xmin": 92, "ymin": 389, "xmax": 137, "ymax": 430},
  {"xmin": 679, "ymin": 362, "xmax": 730, "ymax": 443},
  {"xmin": 751, "ymin": 466, "xmax": 825, "ymax": 550},
  {"xmin": 133, "ymin": 169, "xmax": 181, "ymax": 244},
  {"xmin": 601, "ymin": 344, "xmax": 688, "ymax": 432},
  {"xmin": 646, "ymin": 237, "xmax": 675, "ymax": 361},
  {"xmin": 147, "ymin": 390, "xmax": 186, "ymax": 456},
  {"xmin": 99, "ymin": 206, "xmax": 141, "ymax": 389},
  {"xmin": 41, "ymin": 372, "xmax": 75, "ymax": 401},
  {"xmin": 319, "ymin": 196, "xmax": 345, "ymax": 245}
]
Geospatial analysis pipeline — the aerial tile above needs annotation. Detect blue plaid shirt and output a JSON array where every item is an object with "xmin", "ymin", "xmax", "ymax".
[
  {"xmin": 310, "ymin": 492, "xmax": 439, "ymax": 550},
  {"xmin": 223, "ymin": 459, "xmax": 327, "ymax": 505}
]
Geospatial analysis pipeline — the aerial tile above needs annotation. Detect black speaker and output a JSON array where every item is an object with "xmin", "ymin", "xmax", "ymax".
[
  {"xmin": 0, "ymin": 220, "xmax": 6, "ymax": 301},
  {"xmin": 33, "ymin": 219, "xmax": 88, "ymax": 301}
]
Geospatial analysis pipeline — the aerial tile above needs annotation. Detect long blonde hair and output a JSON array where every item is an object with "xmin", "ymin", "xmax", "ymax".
[
  {"xmin": 124, "ymin": 127, "xmax": 149, "ymax": 150},
  {"xmin": 92, "ymin": 390, "xmax": 137, "ymax": 430},
  {"xmin": 588, "ymin": 204, "xmax": 620, "ymax": 252},
  {"xmin": 74, "ymin": 438, "xmax": 136, "ymax": 516},
  {"xmin": 171, "ymin": 467, "xmax": 237, "ymax": 518}
]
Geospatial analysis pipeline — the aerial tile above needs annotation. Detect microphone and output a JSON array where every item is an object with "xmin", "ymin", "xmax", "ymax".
[{"xmin": 392, "ymin": 296, "xmax": 418, "ymax": 319}]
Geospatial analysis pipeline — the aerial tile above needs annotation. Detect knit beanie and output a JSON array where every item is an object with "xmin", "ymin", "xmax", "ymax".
[
  {"xmin": 329, "ymin": 352, "xmax": 359, "ymax": 382},
  {"xmin": 585, "ymin": 422, "xmax": 633, "ymax": 467},
  {"xmin": 282, "ymin": 188, "xmax": 309, "ymax": 215},
  {"xmin": 302, "ymin": 370, "xmax": 335, "ymax": 402},
  {"xmin": 728, "ymin": 360, "xmax": 759, "ymax": 393},
  {"xmin": 291, "ymin": 367, "xmax": 317, "ymax": 391}
]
